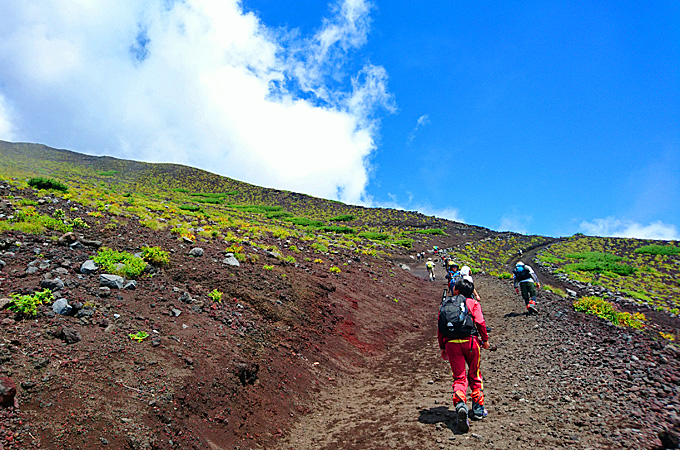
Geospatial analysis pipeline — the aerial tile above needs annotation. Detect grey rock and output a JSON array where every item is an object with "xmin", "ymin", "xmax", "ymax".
[
  {"xmin": 100, "ymin": 274, "xmax": 125, "ymax": 289},
  {"xmin": 566, "ymin": 289, "xmax": 577, "ymax": 297},
  {"xmin": 189, "ymin": 247, "xmax": 204, "ymax": 257},
  {"xmin": 124, "ymin": 281, "xmax": 137, "ymax": 290},
  {"xmin": 0, "ymin": 260, "xmax": 5, "ymax": 269},
  {"xmin": 170, "ymin": 308, "xmax": 182, "ymax": 317},
  {"xmin": 60, "ymin": 327, "xmax": 81, "ymax": 344},
  {"xmin": 52, "ymin": 298, "xmax": 72, "ymax": 315},
  {"xmin": 99, "ymin": 287, "xmax": 111, "ymax": 297},
  {"xmin": 25, "ymin": 266, "xmax": 39, "ymax": 275},
  {"xmin": 178, "ymin": 292, "xmax": 193, "ymax": 304},
  {"xmin": 400, "ymin": 264, "xmax": 410, "ymax": 271},
  {"xmin": 80, "ymin": 239, "xmax": 102, "ymax": 248},
  {"xmin": 58, "ymin": 232, "xmax": 78, "ymax": 246},
  {"xmin": 69, "ymin": 241, "xmax": 85, "ymax": 250},
  {"xmin": 76, "ymin": 308, "xmax": 94, "ymax": 318},
  {"xmin": 223, "ymin": 256, "xmax": 240, "ymax": 267},
  {"xmin": 80, "ymin": 260, "xmax": 99, "ymax": 274},
  {"xmin": 40, "ymin": 278, "xmax": 64, "ymax": 291}
]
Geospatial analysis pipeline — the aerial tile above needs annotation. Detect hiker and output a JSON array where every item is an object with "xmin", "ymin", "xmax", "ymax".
[
  {"xmin": 513, "ymin": 261, "xmax": 540, "ymax": 314},
  {"xmin": 459, "ymin": 265, "xmax": 481, "ymax": 302},
  {"xmin": 446, "ymin": 261, "xmax": 461, "ymax": 294},
  {"xmin": 438, "ymin": 278, "xmax": 489, "ymax": 433},
  {"xmin": 426, "ymin": 257, "xmax": 436, "ymax": 281}
]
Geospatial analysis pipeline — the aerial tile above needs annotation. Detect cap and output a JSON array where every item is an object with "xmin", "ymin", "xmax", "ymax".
[
  {"xmin": 516, "ymin": 261, "xmax": 525, "ymax": 267},
  {"xmin": 460, "ymin": 266, "xmax": 471, "ymax": 276}
]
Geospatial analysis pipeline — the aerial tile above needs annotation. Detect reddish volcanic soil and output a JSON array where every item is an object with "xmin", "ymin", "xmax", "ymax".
[{"xmin": 0, "ymin": 183, "xmax": 677, "ymax": 450}]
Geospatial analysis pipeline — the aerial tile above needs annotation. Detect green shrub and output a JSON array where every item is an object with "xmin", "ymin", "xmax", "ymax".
[
  {"xmin": 329, "ymin": 266, "xmax": 341, "ymax": 273},
  {"xmin": 142, "ymin": 246, "xmax": 170, "ymax": 266},
  {"xmin": 93, "ymin": 247, "xmax": 147, "ymax": 278},
  {"xmin": 310, "ymin": 242, "xmax": 328, "ymax": 253},
  {"xmin": 27, "ymin": 177, "xmax": 68, "ymax": 192},
  {"xmin": 543, "ymin": 284, "xmax": 567, "ymax": 297},
  {"xmin": 98, "ymin": 170, "xmax": 120, "ymax": 176},
  {"xmin": 634, "ymin": 245, "xmax": 680, "ymax": 256},
  {"xmin": 497, "ymin": 272, "xmax": 512, "ymax": 280},
  {"xmin": 573, "ymin": 296, "xmax": 645, "ymax": 328},
  {"xmin": 329, "ymin": 214, "xmax": 355, "ymax": 222},
  {"xmin": 9, "ymin": 289, "xmax": 53, "ymax": 316},
  {"xmin": 209, "ymin": 289, "xmax": 223, "ymax": 303},
  {"xmin": 72, "ymin": 217, "xmax": 89, "ymax": 229},
  {"xmin": 563, "ymin": 252, "xmax": 635, "ymax": 276},
  {"xmin": 266, "ymin": 211, "xmax": 293, "ymax": 219},
  {"xmin": 129, "ymin": 331, "xmax": 149, "ymax": 342},
  {"xmin": 393, "ymin": 238, "xmax": 413, "ymax": 249},
  {"xmin": 315, "ymin": 225, "xmax": 355, "ymax": 234}
]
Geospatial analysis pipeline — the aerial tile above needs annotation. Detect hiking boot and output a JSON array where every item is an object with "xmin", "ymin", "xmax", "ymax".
[
  {"xmin": 527, "ymin": 301, "xmax": 538, "ymax": 315},
  {"xmin": 469, "ymin": 401, "xmax": 488, "ymax": 421},
  {"xmin": 455, "ymin": 402, "xmax": 469, "ymax": 433}
]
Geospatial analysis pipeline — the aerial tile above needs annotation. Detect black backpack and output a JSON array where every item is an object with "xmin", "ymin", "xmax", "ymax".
[{"xmin": 438, "ymin": 293, "xmax": 477, "ymax": 339}]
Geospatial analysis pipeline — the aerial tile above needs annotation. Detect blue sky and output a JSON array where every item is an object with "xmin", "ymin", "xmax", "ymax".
[{"xmin": 0, "ymin": 1, "xmax": 678, "ymax": 239}]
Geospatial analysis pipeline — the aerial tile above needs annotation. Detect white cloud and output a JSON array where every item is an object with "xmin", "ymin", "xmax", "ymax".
[
  {"xmin": 579, "ymin": 217, "xmax": 679, "ymax": 240},
  {"xmin": 0, "ymin": 94, "xmax": 15, "ymax": 141},
  {"xmin": 407, "ymin": 114, "xmax": 429, "ymax": 144},
  {"xmin": 0, "ymin": 0, "xmax": 392, "ymax": 205},
  {"xmin": 499, "ymin": 211, "xmax": 532, "ymax": 234}
]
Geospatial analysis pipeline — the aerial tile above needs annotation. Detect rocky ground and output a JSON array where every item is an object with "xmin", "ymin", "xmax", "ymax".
[{"xmin": 0, "ymin": 182, "xmax": 677, "ymax": 449}]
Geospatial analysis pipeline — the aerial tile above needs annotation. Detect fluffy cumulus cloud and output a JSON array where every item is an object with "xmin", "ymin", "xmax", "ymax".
[
  {"xmin": 579, "ymin": 218, "xmax": 679, "ymax": 240},
  {"xmin": 0, "ymin": 0, "xmax": 393, "ymax": 204}
]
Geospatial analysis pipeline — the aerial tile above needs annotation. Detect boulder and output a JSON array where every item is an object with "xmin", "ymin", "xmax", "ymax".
[
  {"xmin": 40, "ymin": 278, "xmax": 64, "ymax": 291},
  {"xmin": 124, "ymin": 281, "xmax": 137, "ymax": 290},
  {"xmin": 189, "ymin": 247, "xmax": 204, "ymax": 257},
  {"xmin": 100, "ymin": 274, "xmax": 125, "ymax": 290},
  {"xmin": 80, "ymin": 260, "xmax": 99, "ymax": 275},
  {"xmin": 52, "ymin": 298, "xmax": 72, "ymax": 315},
  {"xmin": 223, "ymin": 255, "xmax": 240, "ymax": 267}
]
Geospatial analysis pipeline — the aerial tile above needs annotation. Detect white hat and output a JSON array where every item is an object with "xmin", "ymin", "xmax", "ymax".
[
  {"xmin": 463, "ymin": 275, "xmax": 474, "ymax": 283},
  {"xmin": 460, "ymin": 265, "xmax": 471, "ymax": 276},
  {"xmin": 516, "ymin": 261, "xmax": 525, "ymax": 267}
]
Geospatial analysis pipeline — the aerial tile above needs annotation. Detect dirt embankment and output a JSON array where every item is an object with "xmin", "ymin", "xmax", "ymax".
[{"xmin": 276, "ymin": 261, "xmax": 680, "ymax": 450}]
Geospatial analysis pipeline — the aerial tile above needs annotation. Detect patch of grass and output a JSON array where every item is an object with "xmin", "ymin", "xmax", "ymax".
[
  {"xmin": 497, "ymin": 272, "xmax": 512, "ymax": 280},
  {"xmin": 543, "ymin": 284, "xmax": 567, "ymax": 297},
  {"xmin": 393, "ymin": 238, "xmax": 413, "ymax": 249},
  {"xmin": 634, "ymin": 244, "xmax": 680, "ymax": 256},
  {"xmin": 564, "ymin": 252, "xmax": 635, "ymax": 276},
  {"xmin": 93, "ymin": 247, "xmax": 147, "ymax": 278},
  {"xmin": 286, "ymin": 217, "xmax": 324, "ymax": 227},
  {"xmin": 27, "ymin": 177, "xmax": 68, "ymax": 192},
  {"xmin": 413, "ymin": 228, "xmax": 446, "ymax": 235},
  {"xmin": 142, "ymin": 246, "xmax": 170, "ymax": 266},
  {"xmin": 313, "ymin": 225, "xmax": 355, "ymax": 234},
  {"xmin": 329, "ymin": 214, "xmax": 355, "ymax": 222},
  {"xmin": 329, "ymin": 266, "xmax": 341, "ymax": 273},
  {"xmin": 98, "ymin": 170, "xmax": 120, "ymax": 176},
  {"xmin": 358, "ymin": 232, "xmax": 389, "ymax": 241},
  {"xmin": 574, "ymin": 296, "xmax": 645, "ymax": 328},
  {"xmin": 179, "ymin": 204, "xmax": 202, "ymax": 212}
]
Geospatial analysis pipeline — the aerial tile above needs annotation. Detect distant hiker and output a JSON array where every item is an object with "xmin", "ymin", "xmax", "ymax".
[
  {"xmin": 438, "ymin": 278, "xmax": 490, "ymax": 433},
  {"xmin": 426, "ymin": 258, "xmax": 436, "ymax": 281},
  {"xmin": 460, "ymin": 266, "xmax": 481, "ymax": 302},
  {"xmin": 513, "ymin": 261, "xmax": 540, "ymax": 314}
]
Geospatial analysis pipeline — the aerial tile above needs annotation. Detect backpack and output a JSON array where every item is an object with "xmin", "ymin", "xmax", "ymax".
[
  {"xmin": 438, "ymin": 294, "xmax": 477, "ymax": 339},
  {"xmin": 513, "ymin": 265, "xmax": 533, "ymax": 282}
]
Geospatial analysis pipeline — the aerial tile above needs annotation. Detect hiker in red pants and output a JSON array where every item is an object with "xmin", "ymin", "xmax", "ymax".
[{"xmin": 438, "ymin": 278, "xmax": 489, "ymax": 433}]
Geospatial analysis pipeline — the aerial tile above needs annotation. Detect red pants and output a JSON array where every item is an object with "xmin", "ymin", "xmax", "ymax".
[{"xmin": 444, "ymin": 337, "xmax": 483, "ymax": 404}]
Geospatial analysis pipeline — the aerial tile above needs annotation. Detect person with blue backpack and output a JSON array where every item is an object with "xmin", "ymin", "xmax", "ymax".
[
  {"xmin": 513, "ymin": 261, "xmax": 540, "ymax": 314},
  {"xmin": 438, "ymin": 278, "xmax": 490, "ymax": 433}
]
